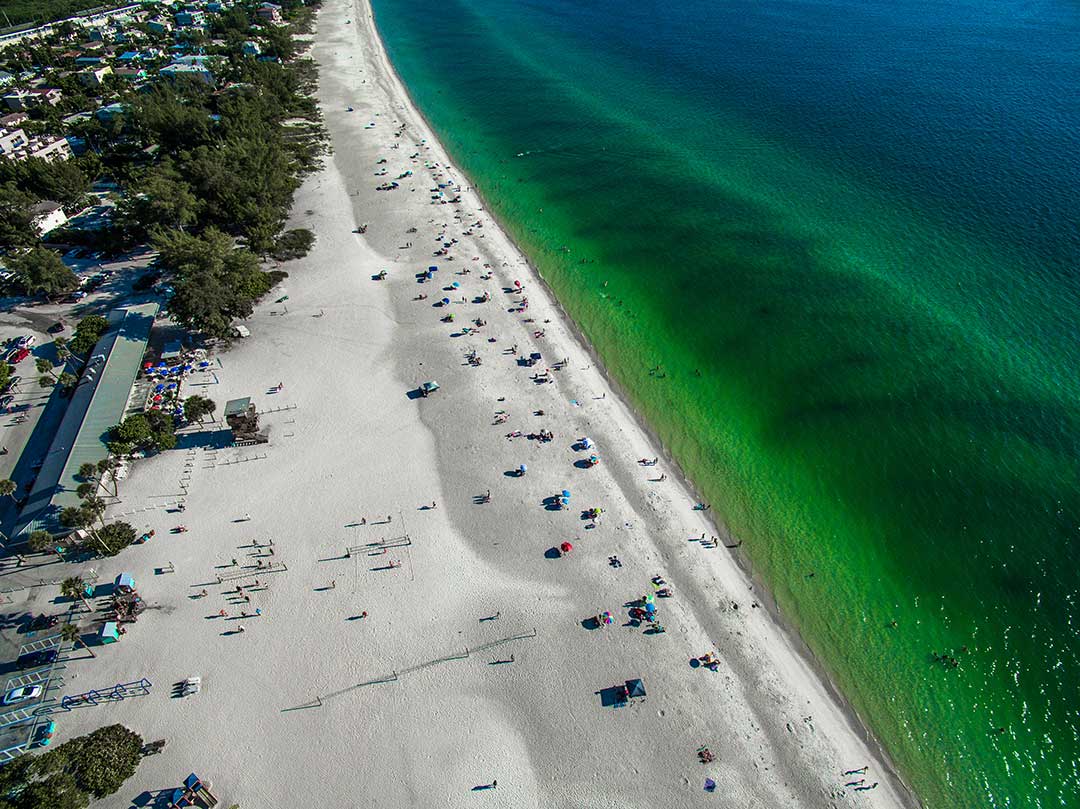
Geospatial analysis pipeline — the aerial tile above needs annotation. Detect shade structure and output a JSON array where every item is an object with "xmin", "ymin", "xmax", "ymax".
[
  {"xmin": 562, "ymin": 489, "xmax": 571, "ymax": 499},
  {"xmin": 625, "ymin": 678, "xmax": 646, "ymax": 698},
  {"xmin": 451, "ymin": 281, "xmax": 460, "ymax": 288},
  {"xmin": 560, "ymin": 541, "xmax": 573, "ymax": 553}
]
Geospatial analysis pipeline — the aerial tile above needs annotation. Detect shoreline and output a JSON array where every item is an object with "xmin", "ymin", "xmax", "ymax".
[{"xmin": 357, "ymin": 1, "xmax": 919, "ymax": 806}]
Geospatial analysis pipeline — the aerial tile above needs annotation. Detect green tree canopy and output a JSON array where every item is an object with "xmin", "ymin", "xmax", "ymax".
[
  {"xmin": 67, "ymin": 315, "xmax": 110, "ymax": 358},
  {"xmin": 0, "ymin": 182, "xmax": 40, "ymax": 249},
  {"xmin": 116, "ymin": 160, "xmax": 201, "ymax": 237},
  {"xmin": 0, "ymin": 157, "xmax": 91, "ymax": 209},
  {"xmin": 34, "ymin": 724, "xmax": 143, "ymax": 799},
  {"xmin": 183, "ymin": 394, "xmax": 217, "ymax": 423},
  {"xmin": 96, "ymin": 522, "xmax": 137, "ymax": 557},
  {"xmin": 153, "ymin": 227, "xmax": 271, "ymax": 337},
  {"xmin": 8, "ymin": 247, "xmax": 78, "ymax": 297}
]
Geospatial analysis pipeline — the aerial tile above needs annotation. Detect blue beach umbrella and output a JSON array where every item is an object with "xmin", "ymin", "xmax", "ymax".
[
  {"xmin": 562, "ymin": 490, "xmax": 571, "ymax": 499},
  {"xmin": 441, "ymin": 297, "xmax": 450, "ymax": 305}
]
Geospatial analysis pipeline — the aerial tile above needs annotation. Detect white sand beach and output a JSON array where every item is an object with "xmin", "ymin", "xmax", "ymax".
[{"xmin": 53, "ymin": 0, "xmax": 914, "ymax": 805}]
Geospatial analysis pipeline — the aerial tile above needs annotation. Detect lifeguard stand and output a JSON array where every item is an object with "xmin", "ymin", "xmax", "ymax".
[{"xmin": 223, "ymin": 397, "xmax": 267, "ymax": 445}]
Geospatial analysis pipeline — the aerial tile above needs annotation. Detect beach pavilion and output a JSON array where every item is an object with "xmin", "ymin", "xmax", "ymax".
[{"xmin": 13, "ymin": 303, "xmax": 159, "ymax": 540}]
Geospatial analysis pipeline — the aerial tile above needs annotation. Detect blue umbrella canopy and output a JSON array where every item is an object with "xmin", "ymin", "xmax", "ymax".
[{"xmin": 562, "ymin": 489, "xmax": 571, "ymax": 499}]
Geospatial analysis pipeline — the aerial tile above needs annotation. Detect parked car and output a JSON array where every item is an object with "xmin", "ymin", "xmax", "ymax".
[
  {"xmin": 5, "ymin": 375, "xmax": 19, "ymax": 390},
  {"xmin": 7, "ymin": 347, "xmax": 29, "ymax": 364},
  {"xmin": 3, "ymin": 685, "xmax": 42, "ymax": 706},
  {"xmin": 68, "ymin": 291, "xmax": 88, "ymax": 301},
  {"xmin": 47, "ymin": 322, "xmax": 65, "ymax": 334},
  {"xmin": 15, "ymin": 335, "xmax": 34, "ymax": 349},
  {"xmin": 16, "ymin": 649, "xmax": 57, "ymax": 669},
  {"xmin": 0, "ymin": 395, "xmax": 14, "ymax": 410}
]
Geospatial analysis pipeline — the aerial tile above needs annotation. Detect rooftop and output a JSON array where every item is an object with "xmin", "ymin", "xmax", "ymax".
[{"xmin": 14, "ymin": 303, "xmax": 159, "ymax": 539}]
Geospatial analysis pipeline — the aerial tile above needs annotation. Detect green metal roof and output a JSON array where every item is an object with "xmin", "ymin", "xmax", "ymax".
[
  {"xmin": 223, "ymin": 397, "xmax": 250, "ymax": 417},
  {"xmin": 16, "ymin": 303, "xmax": 158, "ymax": 538}
]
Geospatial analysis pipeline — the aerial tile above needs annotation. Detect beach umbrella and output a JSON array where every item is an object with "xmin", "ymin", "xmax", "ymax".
[
  {"xmin": 144, "ymin": 361, "xmax": 153, "ymax": 369},
  {"xmin": 582, "ymin": 437, "xmax": 593, "ymax": 449},
  {"xmin": 601, "ymin": 611, "xmax": 613, "ymax": 625},
  {"xmin": 451, "ymin": 281, "xmax": 460, "ymax": 289},
  {"xmin": 519, "ymin": 464, "xmax": 527, "ymax": 474},
  {"xmin": 560, "ymin": 541, "xmax": 573, "ymax": 553},
  {"xmin": 154, "ymin": 384, "xmax": 164, "ymax": 392},
  {"xmin": 428, "ymin": 265, "xmax": 438, "ymax": 272},
  {"xmin": 645, "ymin": 602, "xmax": 657, "ymax": 615},
  {"xmin": 562, "ymin": 489, "xmax": 571, "ymax": 499},
  {"xmin": 589, "ymin": 455, "xmax": 599, "ymax": 465},
  {"xmin": 441, "ymin": 297, "xmax": 450, "ymax": 305},
  {"xmin": 152, "ymin": 394, "xmax": 163, "ymax": 402},
  {"xmin": 166, "ymin": 382, "xmax": 177, "ymax": 389}
]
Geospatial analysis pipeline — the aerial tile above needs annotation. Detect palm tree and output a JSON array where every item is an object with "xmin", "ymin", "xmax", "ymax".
[
  {"xmin": 60, "ymin": 622, "xmax": 95, "ymax": 658},
  {"xmin": 0, "ymin": 479, "xmax": 16, "ymax": 501},
  {"xmin": 61, "ymin": 576, "xmax": 92, "ymax": 613},
  {"xmin": 97, "ymin": 457, "xmax": 120, "ymax": 497},
  {"xmin": 35, "ymin": 357, "xmax": 58, "ymax": 382}
]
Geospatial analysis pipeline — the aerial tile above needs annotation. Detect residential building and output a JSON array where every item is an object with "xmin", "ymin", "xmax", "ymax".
[
  {"xmin": 114, "ymin": 67, "xmax": 149, "ymax": 83},
  {"xmin": 79, "ymin": 65, "xmax": 114, "ymax": 87},
  {"xmin": 175, "ymin": 10, "xmax": 207, "ymax": 27},
  {"xmin": 256, "ymin": 2, "xmax": 283, "ymax": 23},
  {"xmin": 159, "ymin": 62, "xmax": 214, "ymax": 85},
  {"xmin": 2, "ymin": 88, "xmax": 62, "ymax": 111},
  {"xmin": 2, "ymin": 133, "xmax": 74, "ymax": 163},
  {"xmin": 0, "ymin": 112, "xmax": 28, "ymax": 128},
  {"xmin": 147, "ymin": 17, "xmax": 174, "ymax": 35},
  {"xmin": 242, "ymin": 40, "xmax": 261, "ymax": 57},
  {"xmin": 96, "ymin": 102, "xmax": 126, "ymax": 122},
  {"xmin": 30, "ymin": 201, "xmax": 67, "ymax": 235},
  {"xmin": 0, "ymin": 128, "xmax": 28, "ymax": 155}
]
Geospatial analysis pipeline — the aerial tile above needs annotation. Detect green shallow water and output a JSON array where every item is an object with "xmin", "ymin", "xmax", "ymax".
[{"xmin": 367, "ymin": 0, "xmax": 1080, "ymax": 805}]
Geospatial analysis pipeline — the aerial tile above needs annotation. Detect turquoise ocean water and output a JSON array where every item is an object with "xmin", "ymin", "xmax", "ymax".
[{"xmin": 368, "ymin": 0, "xmax": 1080, "ymax": 805}]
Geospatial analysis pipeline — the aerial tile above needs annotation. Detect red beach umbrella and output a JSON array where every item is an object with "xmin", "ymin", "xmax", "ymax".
[{"xmin": 560, "ymin": 541, "xmax": 573, "ymax": 554}]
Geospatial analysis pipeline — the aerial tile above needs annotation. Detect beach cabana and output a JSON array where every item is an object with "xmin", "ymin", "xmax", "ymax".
[
  {"xmin": 419, "ymin": 381, "xmax": 439, "ymax": 397},
  {"xmin": 115, "ymin": 573, "xmax": 135, "ymax": 593},
  {"xmin": 625, "ymin": 678, "xmax": 646, "ymax": 699},
  {"xmin": 100, "ymin": 621, "xmax": 120, "ymax": 644}
]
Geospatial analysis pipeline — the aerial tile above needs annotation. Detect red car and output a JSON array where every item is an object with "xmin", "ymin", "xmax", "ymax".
[{"xmin": 7, "ymin": 347, "xmax": 29, "ymax": 364}]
